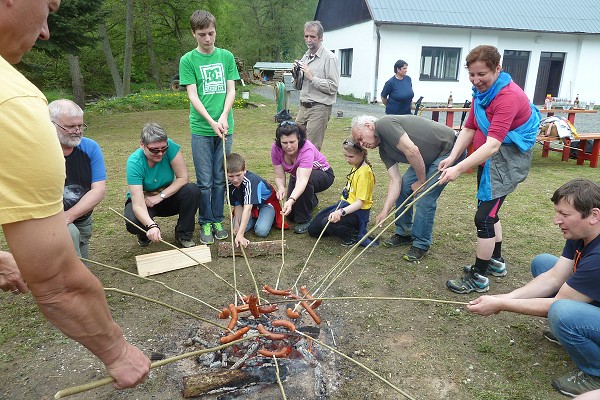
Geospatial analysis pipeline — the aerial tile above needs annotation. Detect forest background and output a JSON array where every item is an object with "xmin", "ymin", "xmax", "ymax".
[{"xmin": 22, "ymin": 0, "xmax": 318, "ymax": 105}]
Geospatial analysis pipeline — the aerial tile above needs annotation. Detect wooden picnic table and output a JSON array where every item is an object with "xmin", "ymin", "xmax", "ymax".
[{"xmin": 537, "ymin": 108, "xmax": 599, "ymax": 167}]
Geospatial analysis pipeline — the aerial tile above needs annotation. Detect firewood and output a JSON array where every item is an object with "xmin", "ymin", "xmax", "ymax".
[
  {"xmin": 217, "ymin": 240, "xmax": 286, "ymax": 257},
  {"xmin": 182, "ymin": 370, "xmax": 259, "ymax": 397}
]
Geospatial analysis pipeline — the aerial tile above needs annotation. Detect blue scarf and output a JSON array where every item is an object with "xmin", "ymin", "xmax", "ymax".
[{"xmin": 473, "ymin": 71, "xmax": 540, "ymax": 153}]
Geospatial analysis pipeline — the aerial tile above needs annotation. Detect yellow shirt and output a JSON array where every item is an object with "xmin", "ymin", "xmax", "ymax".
[
  {"xmin": 342, "ymin": 163, "xmax": 374, "ymax": 210},
  {"xmin": 0, "ymin": 56, "xmax": 64, "ymax": 224}
]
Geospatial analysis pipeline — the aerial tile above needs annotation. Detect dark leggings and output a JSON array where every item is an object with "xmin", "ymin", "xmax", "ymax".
[
  {"xmin": 308, "ymin": 207, "xmax": 359, "ymax": 241},
  {"xmin": 287, "ymin": 168, "xmax": 335, "ymax": 223},
  {"xmin": 475, "ymin": 166, "xmax": 506, "ymax": 239}
]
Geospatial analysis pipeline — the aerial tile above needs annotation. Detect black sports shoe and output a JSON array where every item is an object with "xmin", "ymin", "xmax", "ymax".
[
  {"xmin": 137, "ymin": 235, "xmax": 151, "ymax": 247},
  {"xmin": 382, "ymin": 234, "xmax": 412, "ymax": 248}
]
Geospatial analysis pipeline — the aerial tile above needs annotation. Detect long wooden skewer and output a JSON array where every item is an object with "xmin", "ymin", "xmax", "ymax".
[
  {"xmin": 53, "ymin": 335, "xmax": 263, "ymax": 399},
  {"xmin": 296, "ymin": 331, "xmax": 416, "ymax": 400},
  {"xmin": 110, "ymin": 208, "xmax": 242, "ymax": 297}
]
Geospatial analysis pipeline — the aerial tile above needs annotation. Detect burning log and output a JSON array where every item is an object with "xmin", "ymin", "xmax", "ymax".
[
  {"xmin": 182, "ymin": 365, "xmax": 288, "ymax": 398},
  {"xmin": 217, "ymin": 240, "xmax": 286, "ymax": 257}
]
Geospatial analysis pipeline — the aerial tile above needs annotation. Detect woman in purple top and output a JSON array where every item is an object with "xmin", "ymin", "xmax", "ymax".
[{"xmin": 271, "ymin": 121, "xmax": 335, "ymax": 234}]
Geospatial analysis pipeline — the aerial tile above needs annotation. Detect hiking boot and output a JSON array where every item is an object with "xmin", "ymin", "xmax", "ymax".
[
  {"xmin": 382, "ymin": 234, "xmax": 412, "ymax": 248},
  {"xmin": 176, "ymin": 237, "xmax": 196, "ymax": 248},
  {"xmin": 199, "ymin": 223, "xmax": 214, "ymax": 245},
  {"xmin": 137, "ymin": 235, "xmax": 151, "ymax": 247},
  {"xmin": 212, "ymin": 222, "xmax": 228, "ymax": 240},
  {"xmin": 543, "ymin": 329, "xmax": 560, "ymax": 345},
  {"xmin": 293, "ymin": 220, "xmax": 312, "ymax": 234},
  {"xmin": 552, "ymin": 369, "xmax": 600, "ymax": 397},
  {"xmin": 447, "ymin": 270, "xmax": 489, "ymax": 294},
  {"xmin": 462, "ymin": 258, "xmax": 507, "ymax": 277},
  {"xmin": 403, "ymin": 246, "xmax": 428, "ymax": 262},
  {"xmin": 488, "ymin": 257, "xmax": 507, "ymax": 277}
]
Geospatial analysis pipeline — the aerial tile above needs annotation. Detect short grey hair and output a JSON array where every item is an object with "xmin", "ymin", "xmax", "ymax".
[
  {"xmin": 48, "ymin": 99, "xmax": 83, "ymax": 121},
  {"xmin": 304, "ymin": 21, "xmax": 324, "ymax": 38},
  {"xmin": 351, "ymin": 115, "xmax": 378, "ymax": 130},
  {"xmin": 140, "ymin": 122, "xmax": 168, "ymax": 144}
]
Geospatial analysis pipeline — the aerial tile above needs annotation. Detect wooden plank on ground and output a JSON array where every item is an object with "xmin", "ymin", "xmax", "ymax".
[
  {"xmin": 136, "ymin": 245, "xmax": 211, "ymax": 277},
  {"xmin": 217, "ymin": 240, "xmax": 286, "ymax": 257}
]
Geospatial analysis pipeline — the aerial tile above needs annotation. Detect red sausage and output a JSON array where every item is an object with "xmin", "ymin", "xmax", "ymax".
[
  {"xmin": 272, "ymin": 319, "xmax": 296, "ymax": 332},
  {"xmin": 235, "ymin": 304, "xmax": 250, "ymax": 312},
  {"xmin": 300, "ymin": 286, "xmax": 322, "ymax": 309},
  {"xmin": 262, "ymin": 284, "xmax": 292, "ymax": 296},
  {"xmin": 256, "ymin": 324, "xmax": 286, "ymax": 340},
  {"xmin": 257, "ymin": 304, "xmax": 278, "ymax": 314},
  {"xmin": 219, "ymin": 326, "xmax": 250, "ymax": 344},
  {"xmin": 258, "ymin": 346, "xmax": 290, "ymax": 358},
  {"xmin": 217, "ymin": 307, "xmax": 230, "ymax": 319},
  {"xmin": 227, "ymin": 303, "xmax": 238, "ymax": 331},
  {"xmin": 248, "ymin": 294, "xmax": 260, "ymax": 318},
  {"xmin": 301, "ymin": 301, "xmax": 321, "ymax": 324},
  {"xmin": 286, "ymin": 307, "xmax": 300, "ymax": 319}
]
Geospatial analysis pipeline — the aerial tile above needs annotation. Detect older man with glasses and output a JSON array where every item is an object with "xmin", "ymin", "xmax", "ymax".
[
  {"xmin": 124, "ymin": 122, "xmax": 200, "ymax": 248},
  {"xmin": 49, "ymin": 99, "xmax": 105, "ymax": 260}
]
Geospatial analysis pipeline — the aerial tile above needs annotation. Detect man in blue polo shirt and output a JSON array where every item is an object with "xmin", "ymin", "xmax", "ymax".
[{"xmin": 49, "ymin": 99, "xmax": 106, "ymax": 259}]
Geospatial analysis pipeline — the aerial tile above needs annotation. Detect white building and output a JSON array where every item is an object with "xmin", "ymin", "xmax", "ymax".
[{"xmin": 315, "ymin": 0, "xmax": 600, "ymax": 105}]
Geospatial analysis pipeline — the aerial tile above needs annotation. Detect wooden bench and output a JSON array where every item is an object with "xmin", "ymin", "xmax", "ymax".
[{"xmin": 538, "ymin": 133, "xmax": 600, "ymax": 168}]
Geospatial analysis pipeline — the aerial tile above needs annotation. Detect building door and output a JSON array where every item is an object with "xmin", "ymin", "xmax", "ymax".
[
  {"xmin": 533, "ymin": 52, "xmax": 565, "ymax": 105},
  {"xmin": 502, "ymin": 50, "xmax": 530, "ymax": 89}
]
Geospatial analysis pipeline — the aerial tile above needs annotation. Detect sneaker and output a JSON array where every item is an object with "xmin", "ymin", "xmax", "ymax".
[
  {"xmin": 488, "ymin": 257, "xmax": 507, "ymax": 277},
  {"xmin": 403, "ymin": 246, "xmax": 428, "ymax": 262},
  {"xmin": 176, "ymin": 237, "xmax": 196, "ymax": 248},
  {"xmin": 382, "ymin": 234, "xmax": 412, "ymax": 248},
  {"xmin": 552, "ymin": 369, "xmax": 600, "ymax": 397},
  {"xmin": 543, "ymin": 329, "xmax": 561, "ymax": 345},
  {"xmin": 447, "ymin": 271, "xmax": 490, "ymax": 294},
  {"xmin": 293, "ymin": 220, "xmax": 312, "ymax": 234},
  {"xmin": 212, "ymin": 222, "xmax": 228, "ymax": 240},
  {"xmin": 462, "ymin": 258, "xmax": 507, "ymax": 277},
  {"xmin": 199, "ymin": 223, "xmax": 214, "ymax": 245},
  {"xmin": 137, "ymin": 235, "xmax": 151, "ymax": 247}
]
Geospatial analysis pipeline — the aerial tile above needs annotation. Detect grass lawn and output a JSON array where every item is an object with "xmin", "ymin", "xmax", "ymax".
[{"xmin": 1, "ymin": 90, "xmax": 598, "ymax": 399}]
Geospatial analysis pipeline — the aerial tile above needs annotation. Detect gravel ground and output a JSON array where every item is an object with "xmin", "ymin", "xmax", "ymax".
[{"xmin": 251, "ymin": 83, "xmax": 600, "ymax": 132}]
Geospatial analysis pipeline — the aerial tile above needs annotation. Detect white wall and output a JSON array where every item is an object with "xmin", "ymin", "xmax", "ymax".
[
  {"xmin": 324, "ymin": 20, "xmax": 377, "ymax": 101},
  {"xmin": 325, "ymin": 23, "xmax": 600, "ymax": 105}
]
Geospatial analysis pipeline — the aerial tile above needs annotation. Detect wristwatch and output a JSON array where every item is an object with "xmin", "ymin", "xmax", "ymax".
[
  {"xmin": 340, "ymin": 209, "xmax": 347, "ymax": 216},
  {"xmin": 160, "ymin": 191, "xmax": 166, "ymax": 199}
]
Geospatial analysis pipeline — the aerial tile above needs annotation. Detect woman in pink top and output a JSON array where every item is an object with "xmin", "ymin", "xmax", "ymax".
[{"xmin": 271, "ymin": 121, "xmax": 335, "ymax": 234}]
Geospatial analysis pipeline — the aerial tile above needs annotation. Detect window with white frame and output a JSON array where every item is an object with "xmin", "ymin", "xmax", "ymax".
[
  {"xmin": 340, "ymin": 48, "xmax": 353, "ymax": 77},
  {"xmin": 419, "ymin": 47, "xmax": 461, "ymax": 81}
]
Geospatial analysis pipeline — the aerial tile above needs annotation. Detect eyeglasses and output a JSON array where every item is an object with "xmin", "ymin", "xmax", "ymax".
[
  {"xmin": 279, "ymin": 120, "xmax": 297, "ymax": 127},
  {"xmin": 146, "ymin": 144, "xmax": 169, "ymax": 154},
  {"xmin": 52, "ymin": 121, "xmax": 88, "ymax": 133},
  {"xmin": 343, "ymin": 139, "xmax": 362, "ymax": 151}
]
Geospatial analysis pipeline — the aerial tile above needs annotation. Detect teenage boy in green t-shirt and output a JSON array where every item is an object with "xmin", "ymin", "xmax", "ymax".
[{"xmin": 179, "ymin": 9, "xmax": 240, "ymax": 245}]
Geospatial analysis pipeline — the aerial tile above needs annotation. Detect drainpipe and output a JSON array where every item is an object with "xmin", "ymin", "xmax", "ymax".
[{"xmin": 373, "ymin": 23, "xmax": 381, "ymax": 104}]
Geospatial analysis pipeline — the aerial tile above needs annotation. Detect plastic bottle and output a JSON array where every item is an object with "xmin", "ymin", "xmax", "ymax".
[
  {"xmin": 447, "ymin": 91, "xmax": 453, "ymax": 108},
  {"xmin": 544, "ymin": 94, "xmax": 552, "ymax": 110}
]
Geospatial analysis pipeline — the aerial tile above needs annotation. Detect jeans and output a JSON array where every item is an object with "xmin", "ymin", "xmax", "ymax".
[
  {"xmin": 245, "ymin": 203, "xmax": 276, "ymax": 237},
  {"xmin": 191, "ymin": 134, "xmax": 232, "ymax": 225},
  {"xmin": 549, "ymin": 299, "xmax": 600, "ymax": 376},
  {"xmin": 530, "ymin": 253, "xmax": 558, "ymax": 277},
  {"xmin": 394, "ymin": 152, "xmax": 453, "ymax": 251},
  {"xmin": 67, "ymin": 215, "xmax": 93, "ymax": 259},
  {"xmin": 124, "ymin": 183, "xmax": 200, "ymax": 241}
]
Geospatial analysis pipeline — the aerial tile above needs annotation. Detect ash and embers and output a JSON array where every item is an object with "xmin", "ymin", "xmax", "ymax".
[{"xmin": 176, "ymin": 289, "xmax": 340, "ymax": 399}]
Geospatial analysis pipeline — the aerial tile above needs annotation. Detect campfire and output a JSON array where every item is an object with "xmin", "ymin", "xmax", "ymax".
[{"xmin": 180, "ymin": 284, "xmax": 338, "ymax": 398}]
